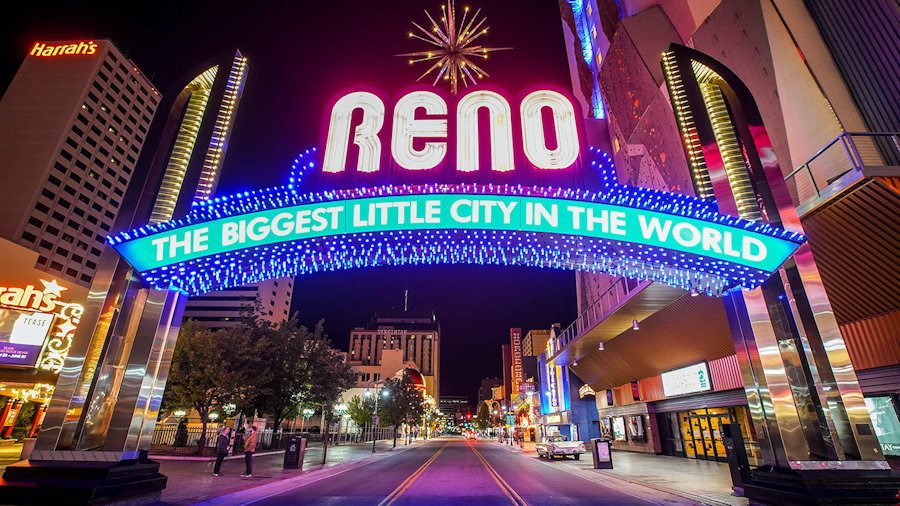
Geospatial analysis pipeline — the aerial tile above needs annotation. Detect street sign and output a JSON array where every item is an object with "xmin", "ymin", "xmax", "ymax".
[{"xmin": 372, "ymin": 415, "xmax": 380, "ymax": 425}]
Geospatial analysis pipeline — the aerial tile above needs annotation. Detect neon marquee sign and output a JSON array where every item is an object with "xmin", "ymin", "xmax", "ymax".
[
  {"xmin": 109, "ymin": 87, "xmax": 804, "ymax": 296},
  {"xmin": 29, "ymin": 41, "xmax": 98, "ymax": 58}
]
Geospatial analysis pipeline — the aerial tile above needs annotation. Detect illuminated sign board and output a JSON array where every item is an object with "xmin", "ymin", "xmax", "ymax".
[
  {"xmin": 661, "ymin": 362, "xmax": 712, "ymax": 397},
  {"xmin": 0, "ymin": 308, "xmax": 53, "ymax": 367},
  {"xmin": 0, "ymin": 280, "xmax": 83, "ymax": 371},
  {"xmin": 30, "ymin": 41, "xmax": 98, "ymax": 58},
  {"xmin": 110, "ymin": 87, "xmax": 804, "ymax": 296},
  {"xmin": 578, "ymin": 385, "xmax": 595, "ymax": 399},
  {"xmin": 510, "ymin": 328, "xmax": 523, "ymax": 396}
]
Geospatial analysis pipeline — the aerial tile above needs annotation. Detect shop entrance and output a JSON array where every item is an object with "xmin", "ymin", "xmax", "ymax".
[{"xmin": 663, "ymin": 407, "xmax": 757, "ymax": 463}]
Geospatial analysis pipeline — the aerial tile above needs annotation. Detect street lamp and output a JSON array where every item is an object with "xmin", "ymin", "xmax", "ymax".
[
  {"xmin": 300, "ymin": 408, "xmax": 314, "ymax": 432},
  {"xmin": 334, "ymin": 403, "xmax": 349, "ymax": 444},
  {"xmin": 366, "ymin": 380, "xmax": 389, "ymax": 453}
]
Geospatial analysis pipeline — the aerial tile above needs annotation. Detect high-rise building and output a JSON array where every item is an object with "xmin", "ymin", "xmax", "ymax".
[
  {"xmin": 137, "ymin": 49, "xmax": 293, "ymax": 327},
  {"xmin": 180, "ymin": 278, "xmax": 293, "ymax": 329},
  {"xmin": 347, "ymin": 310, "xmax": 440, "ymax": 401},
  {"xmin": 523, "ymin": 329, "xmax": 551, "ymax": 357},
  {"xmin": 0, "ymin": 39, "xmax": 159, "ymax": 287}
]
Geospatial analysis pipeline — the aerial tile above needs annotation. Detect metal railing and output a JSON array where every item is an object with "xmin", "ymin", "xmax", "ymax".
[
  {"xmin": 149, "ymin": 422, "xmax": 397, "ymax": 455},
  {"xmin": 784, "ymin": 132, "xmax": 899, "ymax": 204},
  {"xmin": 552, "ymin": 277, "xmax": 645, "ymax": 355}
]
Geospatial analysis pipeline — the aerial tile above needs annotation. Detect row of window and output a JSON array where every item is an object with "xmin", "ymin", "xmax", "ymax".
[{"xmin": 100, "ymin": 49, "xmax": 157, "ymax": 103}]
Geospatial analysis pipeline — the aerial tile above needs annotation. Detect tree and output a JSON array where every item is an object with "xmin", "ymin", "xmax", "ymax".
[
  {"xmin": 248, "ymin": 316, "xmax": 313, "ymax": 433},
  {"xmin": 245, "ymin": 316, "xmax": 355, "ymax": 437},
  {"xmin": 163, "ymin": 320, "xmax": 256, "ymax": 454},
  {"xmin": 347, "ymin": 394, "xmax": 375, "ymax": 438},
  {"xmin": 476, "ymin": 402, "xmax": 491, "ymax": 431},
  {"xmin": 378, "ymin": 370, "xmax": 426, "ymax": 447}
]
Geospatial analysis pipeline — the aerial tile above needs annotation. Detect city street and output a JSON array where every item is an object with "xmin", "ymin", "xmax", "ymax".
[{"xmin": 222, "ymin": 437, "xmax": 688, "ymax": 505}]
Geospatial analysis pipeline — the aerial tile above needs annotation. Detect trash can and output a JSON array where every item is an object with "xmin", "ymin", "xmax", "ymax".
[
  {"xmin": 283, "ymin": 436, "xmax": 307, "ymax": 469},
  {"xmin": 590, "ymin": 438, "xmax": 613, "ymax": 469}
]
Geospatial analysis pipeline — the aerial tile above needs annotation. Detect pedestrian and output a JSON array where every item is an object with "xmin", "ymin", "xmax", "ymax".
[
  {"xmin": 242, "ymin": 425, "xmax": 258, "ymax": 478},
  {"xmin": 212, "ymin": 426, "xmax": 232, "ymax": 477}
]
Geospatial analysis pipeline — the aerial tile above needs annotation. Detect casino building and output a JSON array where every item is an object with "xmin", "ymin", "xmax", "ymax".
[
  {"xmin": 553, "ymin": 0, "xmax": 899, "ymax": 468},
  {"xmin": 0, "ymin": 39, "xmax": 156, "ymax": 453},
  {"xmin": 347, "ymin": 310, "xmax": 440, "ymax": 402},
  {"xmin": 0, "ymin": 39, "xmax": 159, "ymax": 287}
]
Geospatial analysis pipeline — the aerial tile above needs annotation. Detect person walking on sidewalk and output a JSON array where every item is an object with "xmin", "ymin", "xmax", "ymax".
[
  {"xmin": 212, "ymin": 426, "xmax": 232, "ymax": 476},
  {"xmin": 241, "ymin": 425, "xmax": 258, "ymax": 478}
]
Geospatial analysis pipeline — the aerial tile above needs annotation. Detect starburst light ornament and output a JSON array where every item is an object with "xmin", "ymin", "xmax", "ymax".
[{"xmin": 398, "ymin": 0, "xmax": 511, "ymax": 95}]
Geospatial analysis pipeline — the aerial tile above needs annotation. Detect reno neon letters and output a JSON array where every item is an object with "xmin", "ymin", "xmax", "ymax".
[{"xmin": 322, "ymin": 89, "xmax": 580, "ymax": 173}]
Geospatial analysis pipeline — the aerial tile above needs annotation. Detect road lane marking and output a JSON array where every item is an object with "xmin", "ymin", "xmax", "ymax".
[
  {"xmin": 378, "ymin": 442, "xmax": 448, "ymax": 506},
  {"xmin": 468, "ymin": 442, "xmax": 528, "ymax": 506}
]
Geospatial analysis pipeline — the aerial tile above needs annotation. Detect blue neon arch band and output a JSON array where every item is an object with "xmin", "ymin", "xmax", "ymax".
[{"xmin": 109, "ymin": 148, "xmax": 804, "ymax": 296}]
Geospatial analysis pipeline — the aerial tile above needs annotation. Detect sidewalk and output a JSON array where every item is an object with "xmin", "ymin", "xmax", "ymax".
[
  {"xmin": 498, "ymin": 440, "xmax": 747, "ymax": 506},
  {"xmin": 155, "ymin": 438, "xmax": 425, "ymax": 505}
]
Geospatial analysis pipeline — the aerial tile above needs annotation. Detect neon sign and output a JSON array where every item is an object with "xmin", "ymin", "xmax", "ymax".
[
  {"xmin": 0, "ymin": 279, "xmax": 83, "ymax": 371},
  {"xmin": 109, "ymin": 87, "xmax": 805, "ymax": 296},
  {"xmin": 322, "ymin": 89, "xmax": 580, "ymax": 174},
  {"xmin": 29, "ymin": 41, "xmax": 98, "ymax": 58}
]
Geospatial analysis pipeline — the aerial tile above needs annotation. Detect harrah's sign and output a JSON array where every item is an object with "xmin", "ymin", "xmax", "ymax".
[
  {"xmin": 30, "ymin": 40, "xmax": 98, "ymax": 58},
  {"xmin": 321, "ymin": 88, "xmax": 582, "ymax": 176}
]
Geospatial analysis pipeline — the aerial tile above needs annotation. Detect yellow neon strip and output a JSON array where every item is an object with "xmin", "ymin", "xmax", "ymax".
[
  {"xmin": 662, "ymin": 50, "xmax": 713, "ymax": 199},
  {"xmin": 149, "ymin": 66, "xmax": 219, "ymax": 224},
  {"xmin": 698, "ymin": 82, "xmax": 761, "ymax": 220}
]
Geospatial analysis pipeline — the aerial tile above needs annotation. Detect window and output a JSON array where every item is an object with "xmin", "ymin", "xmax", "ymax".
[{"xmin": 21, "ymin": 231, "xmax": 36, "ymax": 243}]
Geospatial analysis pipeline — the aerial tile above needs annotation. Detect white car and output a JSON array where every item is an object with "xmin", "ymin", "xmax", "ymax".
[
  {"xmin": 536, "ymin": 435, "xmax": 585, "ymax": 460},
  {"xmin": 465, "ymin": 431, "xmax": 477, "ymax": 440}
]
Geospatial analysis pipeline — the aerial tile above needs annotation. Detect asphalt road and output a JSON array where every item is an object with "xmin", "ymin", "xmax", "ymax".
[{"xmin": 251, "ymin": 437, "xmax": 657, "ymax": 505}]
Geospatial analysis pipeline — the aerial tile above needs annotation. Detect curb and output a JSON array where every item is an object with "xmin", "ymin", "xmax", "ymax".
[{"xmin": 497, "ymin": 442, "xmax": 734, "ymax": 506}]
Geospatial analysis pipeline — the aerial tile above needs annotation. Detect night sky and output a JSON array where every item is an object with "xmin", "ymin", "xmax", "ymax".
[{"xmin": 1, "ymin": 1, "xmax": 578, "ymax": 401}]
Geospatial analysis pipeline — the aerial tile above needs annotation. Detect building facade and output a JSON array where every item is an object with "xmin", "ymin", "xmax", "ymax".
[
  {"xmin": 522, "ymin": 329, "xmax": 551, "ymax": 358},
  {"xmin": 0, "ymin": 39, "xmax": 158, "ymax": 452},
  {"xmin": 553, "ymin": 0, "xmax": 899, "ymax": 473},
  {"xmin": 0, "ymin": 39, "xmax": 159, "ymax": 287},
  {"xmin": 346, "ymin": 310, "xmax": 440, "ymax": 401},
  {"xmin": 181, "ymin": 277, "xmax": 293, "ymax": 329}
]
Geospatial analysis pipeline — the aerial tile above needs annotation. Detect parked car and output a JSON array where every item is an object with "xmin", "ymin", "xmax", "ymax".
[{"xmin": 535, "ymin": 435, "xmax": 585, "ymax": 460}]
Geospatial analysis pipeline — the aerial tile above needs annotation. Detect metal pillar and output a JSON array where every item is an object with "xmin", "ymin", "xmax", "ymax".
[{"xmin": 33, "ymin": 248, "xmax": 188, "ymax": 460}]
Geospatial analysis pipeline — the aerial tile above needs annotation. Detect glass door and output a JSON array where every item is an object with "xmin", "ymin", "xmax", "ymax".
[
  {"xmin": 668, "ymin": 412, "xmax": 685, "ymax": 456},
  {"xmin": 679, "ymin": 412, "xmax": 696, "ymax": 458}
]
